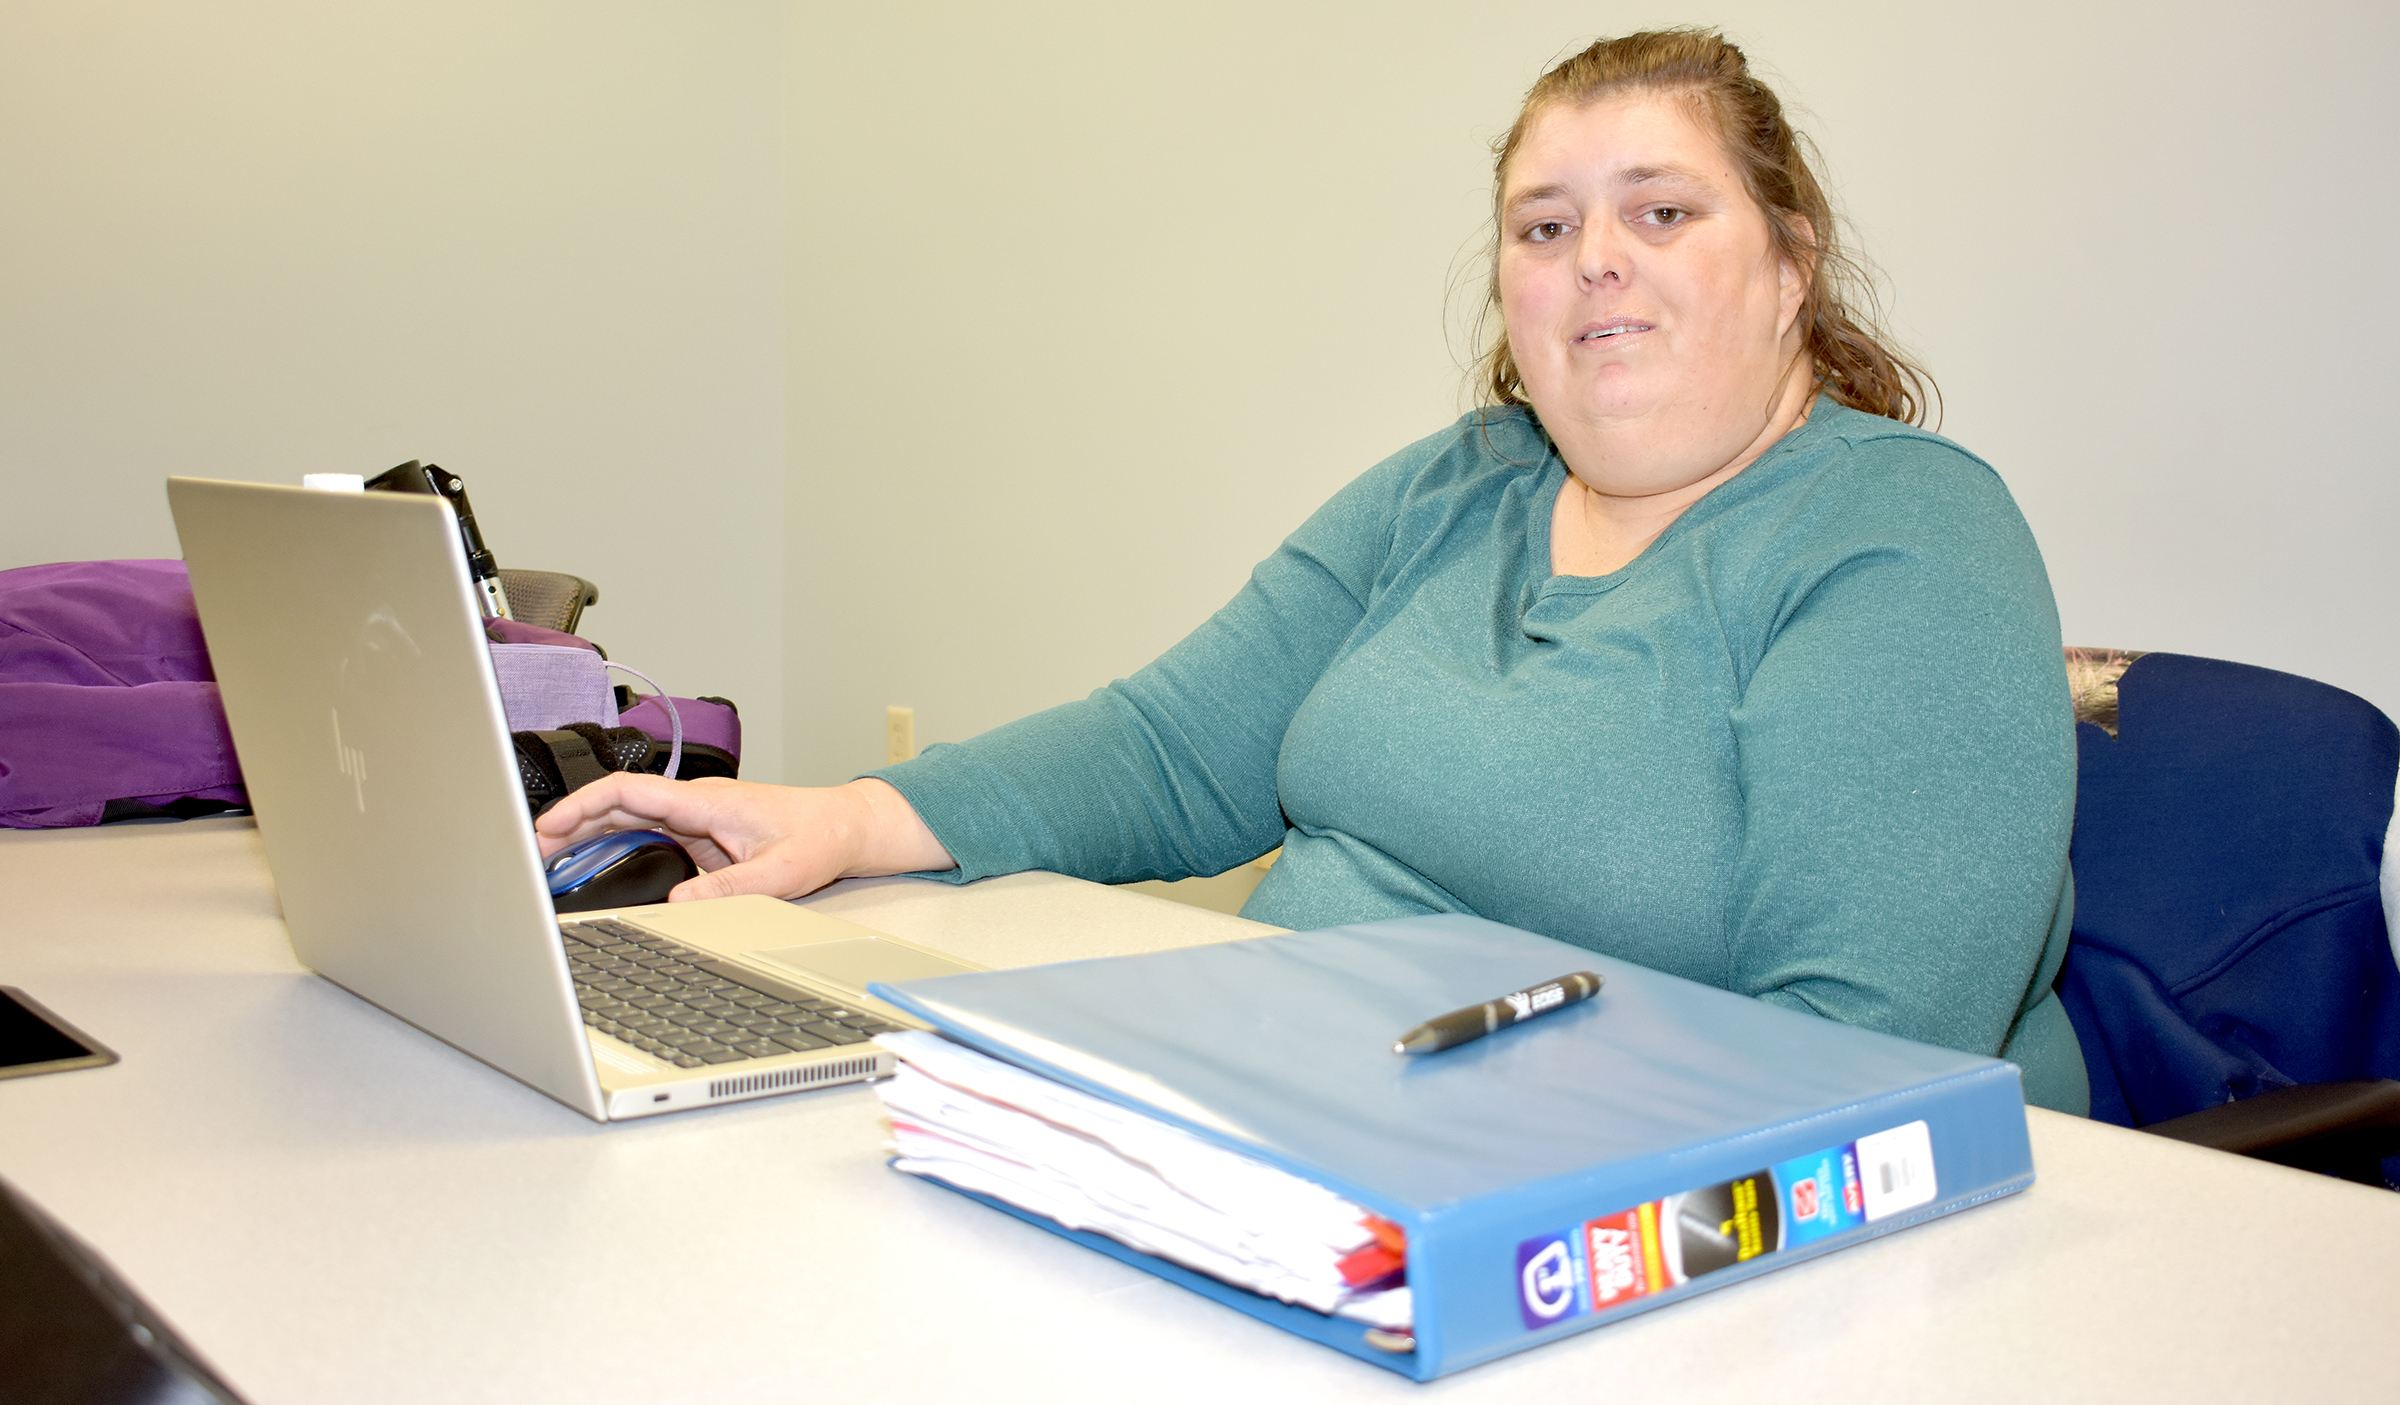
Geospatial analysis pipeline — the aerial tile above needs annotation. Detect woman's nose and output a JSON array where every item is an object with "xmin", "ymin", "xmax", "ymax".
[{"xmin": 1576, "ymin": 222, "xmax": 1627, "ymax": 287}]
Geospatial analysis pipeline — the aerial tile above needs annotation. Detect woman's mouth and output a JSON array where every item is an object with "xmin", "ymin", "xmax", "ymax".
[{"xmin": 1576, "ymin": 318, "xmax": 1653, "ymax": 343}]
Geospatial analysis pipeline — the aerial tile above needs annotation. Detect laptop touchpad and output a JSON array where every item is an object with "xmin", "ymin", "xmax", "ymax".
[{"xmin": 753, "ymin": 938, "xmax": 975, "ymax": 990}]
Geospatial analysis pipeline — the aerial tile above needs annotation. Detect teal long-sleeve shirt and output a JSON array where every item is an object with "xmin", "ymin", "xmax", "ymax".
[{"xmin": 872, "ymin": 401, "xmax": 2088, "ymax": 1112}]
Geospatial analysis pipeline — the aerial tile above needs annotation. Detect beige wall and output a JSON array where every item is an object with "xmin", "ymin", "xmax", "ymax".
[
  {"xmin": 10, "ymin": 4, "xmax": 2392, "ymax": 803},
  {"xmin": 2, "ymin": 1, "xmax": 790, "ymax": 781},
  {"xmin": 786, "ymin": 0, "xmax": 2400, "ymax": 791}
]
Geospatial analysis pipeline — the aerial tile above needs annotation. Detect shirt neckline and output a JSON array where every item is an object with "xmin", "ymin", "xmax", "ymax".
[{"xmin": 1528, "ymin": 397, "xmax": 1842, "ymax": 596}]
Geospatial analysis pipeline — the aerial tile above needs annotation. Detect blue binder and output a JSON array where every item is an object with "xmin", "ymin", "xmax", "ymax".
[{"xmin": 870, "ymin": 914, "xmax": 2034, "ymax": 1381}]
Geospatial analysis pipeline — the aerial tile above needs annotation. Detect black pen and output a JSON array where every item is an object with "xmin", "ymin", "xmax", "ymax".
[{"xmin": 1391, "ymin": 972, "xmax": 1603, "ymax": 1055}]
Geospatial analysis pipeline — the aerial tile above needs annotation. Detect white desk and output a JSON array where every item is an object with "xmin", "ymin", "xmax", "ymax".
[{"xmin": 4, "ymin": 816, "xmax": 2397, "ymax": 1403}]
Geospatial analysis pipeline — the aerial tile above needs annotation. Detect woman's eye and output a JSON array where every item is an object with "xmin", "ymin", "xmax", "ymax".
[
  {"xmin": 1525, "ymin": 220, "xmax": 1571, "ymax": 243},
  {"xmin": 1641, "ymin": 206, "xmax": 1687, "ymax": 227}
]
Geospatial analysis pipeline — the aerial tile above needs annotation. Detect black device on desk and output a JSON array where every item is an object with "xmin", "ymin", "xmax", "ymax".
[{"xmin": 0, "ymin": 987, "xmax": 117, "ymax": 1081}]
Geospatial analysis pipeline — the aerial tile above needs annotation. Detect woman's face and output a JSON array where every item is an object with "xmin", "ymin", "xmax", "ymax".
[{"xmin": 1499, "ymin": 92, "xmax": 1809, "ymax": 495}]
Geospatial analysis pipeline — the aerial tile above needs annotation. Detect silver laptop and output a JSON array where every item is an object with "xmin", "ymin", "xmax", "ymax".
[{"xmin": 167, "ymin": 476, "xmax": 980, "ymax": 1121}]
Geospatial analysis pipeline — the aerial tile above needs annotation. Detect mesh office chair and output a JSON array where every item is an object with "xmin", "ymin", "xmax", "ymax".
[
  {"xmin": 2056, "ymin": 650, "xmax": 2400, "ymax": 1185},
  {"xmin": 496, "ymin": 570, "xmax": 599, "ymax": 635}
]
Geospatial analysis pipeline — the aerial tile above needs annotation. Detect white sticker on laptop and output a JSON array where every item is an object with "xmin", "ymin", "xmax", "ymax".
[{"xmin": 1854, "ymin": 1120, "xmax": 1938, "ymax": 1221}]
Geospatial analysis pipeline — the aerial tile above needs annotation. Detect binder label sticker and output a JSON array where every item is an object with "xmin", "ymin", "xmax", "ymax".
[
  {"xmin": 1773, "ymin": 1141, "xmax": 1867, "ymax": 1247},
  {"xmin": 1512, "ymin": 1121, "xmax": 1934, "ymax": 1333},
  {"xmin": 1854, "ymin": 1119, "xmax": 1939, "ymax": 1220},
  {"xmin": 1580, "ymin": 1203, "xmax": 1660, "ymax": 1310},
  {"xmin": 1514, "ymin": 1234, "xmax": 1588, "ymax": 1328}
]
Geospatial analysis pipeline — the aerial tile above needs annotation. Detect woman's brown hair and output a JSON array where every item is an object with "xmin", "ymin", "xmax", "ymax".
[{"xmin": 1478, "ymin": 29, "xmax": 1935, "ymax": 426}]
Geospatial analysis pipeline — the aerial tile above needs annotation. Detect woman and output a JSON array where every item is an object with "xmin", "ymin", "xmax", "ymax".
[{"xmin": 539, "ymin": 31, "xmax": 2085, "ymax": 1112}]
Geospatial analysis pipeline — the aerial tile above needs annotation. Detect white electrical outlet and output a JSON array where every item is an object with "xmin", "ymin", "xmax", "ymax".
[{"xmin": 886, "ymin": 706, "xmax": 916, "ymax": 765}]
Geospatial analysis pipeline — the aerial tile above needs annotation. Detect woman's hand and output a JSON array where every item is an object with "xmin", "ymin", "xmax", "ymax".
[{"xmin": 532, "ymin": 775, "xmax": 955, "ymax": 902}]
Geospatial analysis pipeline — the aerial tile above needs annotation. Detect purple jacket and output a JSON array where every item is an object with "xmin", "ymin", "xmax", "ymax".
[
  {"xmin": 0, "ymin": 560, "xmax": 246, "ymax": 827},
  {"xmin": 2, "ymin": 560, "xmax": 740, "ymax": 828}
]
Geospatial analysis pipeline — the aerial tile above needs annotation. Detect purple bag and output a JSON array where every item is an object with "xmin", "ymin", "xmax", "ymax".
[
  {"xmin": 0, "ymin": 561, "xmax": 738, "ymax": 829},
  {"xmin": 0, "ymin": 560, "xmax": 248, "ymax": 828},
  {"xmin": 481, "ymin": 617, "xmax": 743, "ymax": 773}
]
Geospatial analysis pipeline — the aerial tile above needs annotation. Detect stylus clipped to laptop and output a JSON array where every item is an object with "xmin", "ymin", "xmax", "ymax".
[{"xmin": 168, "ymin": 477, "xmax": 981, "ymax": 1120}]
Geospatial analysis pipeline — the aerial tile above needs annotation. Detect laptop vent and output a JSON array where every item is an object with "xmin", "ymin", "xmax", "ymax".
[{"xmin": 710, "ymin": 1056, "xmax": 879, "ymax": 1099}]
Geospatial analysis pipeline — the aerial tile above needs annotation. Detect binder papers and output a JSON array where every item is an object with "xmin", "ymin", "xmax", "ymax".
[{"xmin": 875, "ymin": 1030, "xmax": 1413, "ymax": 1330}]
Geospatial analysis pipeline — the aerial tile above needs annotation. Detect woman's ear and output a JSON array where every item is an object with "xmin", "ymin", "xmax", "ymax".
[{"xmin": 1777, "ymin": 215, "xmax": 1817, "ymax": 332}]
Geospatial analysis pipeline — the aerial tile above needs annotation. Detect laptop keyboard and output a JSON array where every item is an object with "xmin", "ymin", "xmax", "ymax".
[{"xmin": 561, "ymin": 917, "xmax": 904, "ymax": 1070}]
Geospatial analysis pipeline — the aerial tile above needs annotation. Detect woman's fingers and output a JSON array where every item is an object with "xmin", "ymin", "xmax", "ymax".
[
  {"xmin": 532, "ymin": 772, "xmax": 697, "ymax": 854},
  {"xmin": 668, "ymin": 858, "xmax": 805, "ymax": 903}
]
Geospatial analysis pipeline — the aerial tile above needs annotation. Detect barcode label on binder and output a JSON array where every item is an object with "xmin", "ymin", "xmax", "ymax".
[
  {"xmin": 1513, "ymin": 1119, "xmax": 1937, "ymax": 1333},
  {"xmin": 1854, "ymin": 1120, "xmax": 1938, "ymax": 1221}
]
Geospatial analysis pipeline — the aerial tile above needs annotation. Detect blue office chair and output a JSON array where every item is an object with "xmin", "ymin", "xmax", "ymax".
[{"xmin": 2055, "ymin": 650, "xmax": 2400, "ymax": 1185}]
